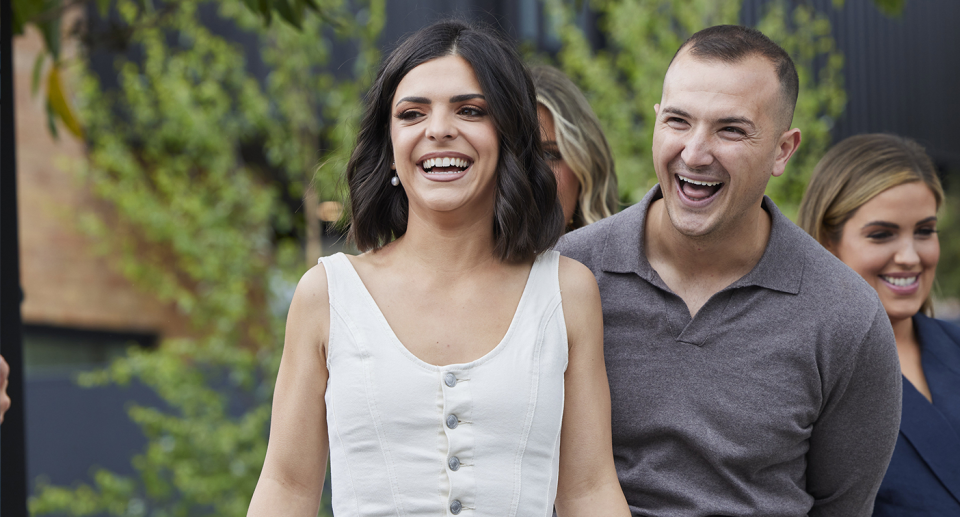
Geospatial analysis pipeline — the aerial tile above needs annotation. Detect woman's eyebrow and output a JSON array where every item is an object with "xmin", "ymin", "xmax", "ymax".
[
  {"xmin": 395, "ymin": 94, "xmax": 485, "ymax": 106},
  {"xmin": 449, "ymin": 93, "xmax": 485, "ymax": 103},
  {"xmin": 395, "ymin": 96, "xmax": 430, "ymax": 106},
  {"xmin": 915, "ymin": 216, "xmax": 938, "ymax": 226},
  {"xmin": 862, "ymin": 221, "xmax": 899, "ymax": 229}
]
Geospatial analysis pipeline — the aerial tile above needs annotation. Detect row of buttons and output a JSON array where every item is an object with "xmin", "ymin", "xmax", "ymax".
[{"xmin": 445, "ymin": 372, "xmax": 463, "ymax": 514}]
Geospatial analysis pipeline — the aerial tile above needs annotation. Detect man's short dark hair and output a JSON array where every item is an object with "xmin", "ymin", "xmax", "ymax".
[
  {"xmin": 345, "ymin": 20, "xmax": 564, "ymax": 262},
  {"xmin": 672, "ymin": 25, "xmax": 799, "ymax": 130}
]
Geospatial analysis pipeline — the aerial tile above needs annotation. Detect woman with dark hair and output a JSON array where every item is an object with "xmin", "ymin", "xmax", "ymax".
[
  {"xmin": 247, "ymin": 20, "xmax": 629, "ymax": 516},
  {"xmin": 531, "ymin": 65, "xmax": 619, "ymax": 231},
  {"xmin": 798, "ymin": 133, "xmax": 960, "ymax": 516}
]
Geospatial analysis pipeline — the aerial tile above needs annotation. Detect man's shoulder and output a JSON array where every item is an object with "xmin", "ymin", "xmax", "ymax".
[
  {"xmin": 778, "ymin": 219, "xmax": 884, "ymax": 319},
  {"xmin": 555, "ymin": 203, "xmax": 646, "ymax": 269}
]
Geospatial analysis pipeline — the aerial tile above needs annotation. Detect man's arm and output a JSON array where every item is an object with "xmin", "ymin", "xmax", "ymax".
[{"xmin": 807, "ymin": 304, "xmax": 901, "ymax": 517}]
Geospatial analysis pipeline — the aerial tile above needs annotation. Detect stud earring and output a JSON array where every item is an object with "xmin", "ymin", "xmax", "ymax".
[
  {"xmin": 391, "ymin": 175, "xmax": 400, "ymax": 187},
  {"xmin": 391, "ymin": 161, "xmax": 396, "ymax": 170}
]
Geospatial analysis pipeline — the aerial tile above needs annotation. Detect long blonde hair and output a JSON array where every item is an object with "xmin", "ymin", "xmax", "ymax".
[
  {"xmin": 798, "ymin": 133, "xmax": 944, "ymax": 314},
  {"xmin": 531, "ymin": 65, "xmax": 619, "ymax": 229}
]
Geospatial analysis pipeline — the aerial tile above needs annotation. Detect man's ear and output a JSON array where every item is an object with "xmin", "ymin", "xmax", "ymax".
[
  {"xmin": 772, "ymin": 128, "xmax": 801, "ymax": 178},
  {"xmin": 654, "ymin": 103, "xmax": 660, "ymax": 116}
]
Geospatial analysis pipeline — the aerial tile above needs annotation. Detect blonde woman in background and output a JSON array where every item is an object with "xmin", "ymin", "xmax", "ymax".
[
  {"xmin": 798, "ymin": 133, "xmax": 960, "ymax": 516},
  {"xmin": 532, "ymin": 65, "xmax": 619, "ymax": 231}
]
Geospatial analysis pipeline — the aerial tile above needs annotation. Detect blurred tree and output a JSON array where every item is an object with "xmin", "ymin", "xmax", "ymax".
[
  {"xmin": 540, "ymin": 0, "xmax": 846, "ymax": 217},
  {"xmin": 12, "ymin": 0, "xmax": 351, "ymax": 140},
  {"xmin": 25, "ymin": 0, "xmax": 382, "ymax": 516}
]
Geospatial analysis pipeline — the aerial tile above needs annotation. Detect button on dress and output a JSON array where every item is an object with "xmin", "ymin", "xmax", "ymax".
[{"xmin": 319, "ymin": 251, "xmax": 569, "ymax": 516}]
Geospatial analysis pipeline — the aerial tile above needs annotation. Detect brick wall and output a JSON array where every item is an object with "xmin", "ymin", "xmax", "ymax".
[{"xmin": 15, "ymin": 23, "xmax": 188, "ymax": 337}]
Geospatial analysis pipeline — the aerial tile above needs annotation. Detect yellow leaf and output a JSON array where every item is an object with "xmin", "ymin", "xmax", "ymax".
[{"xmin": 45, "ymin": 66, "xmax": 84, "ymax": 139}]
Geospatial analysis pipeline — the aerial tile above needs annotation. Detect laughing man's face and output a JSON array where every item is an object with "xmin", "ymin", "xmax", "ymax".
[{"xmin": 651, "ymin": 49, "xmax": 791, "ymax": 241}]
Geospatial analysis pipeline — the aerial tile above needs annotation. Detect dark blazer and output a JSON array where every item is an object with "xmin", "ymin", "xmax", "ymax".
[{"xmin": 874, "ymin": 313, "xmax": 960, "ymax": 516}]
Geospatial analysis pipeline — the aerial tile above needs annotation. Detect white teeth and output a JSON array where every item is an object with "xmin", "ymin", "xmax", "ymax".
[
  {"xmin": 678, "ymin": 175, "xmax": 722, "ymax": 187},
  {"xmin": 882, "ymin": 275, "xmax": 918, "ymax": 287},
  {"xmin": 421, "ymin": 157, "xmax": 471, "ymax": 172}
]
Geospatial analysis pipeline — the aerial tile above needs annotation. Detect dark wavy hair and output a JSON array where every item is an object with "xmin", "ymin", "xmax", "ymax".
[{"xmin": 345, "ymin": 20, "xmax": 564, "ymax": 263}]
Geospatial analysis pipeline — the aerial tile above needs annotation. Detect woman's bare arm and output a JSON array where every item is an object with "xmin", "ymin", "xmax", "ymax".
[
  {"xmin": 247, "ymin": 264, "xmax": 331, "ymax": 517},
  {"xmin": 555, "ymin": 256, "xmax": 630, "ymax": 516}
]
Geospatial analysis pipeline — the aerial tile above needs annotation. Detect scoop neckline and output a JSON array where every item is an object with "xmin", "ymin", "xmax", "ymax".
[{"xmin": 331, "ymin": 252, "xmax": 541, "ymax": 371}]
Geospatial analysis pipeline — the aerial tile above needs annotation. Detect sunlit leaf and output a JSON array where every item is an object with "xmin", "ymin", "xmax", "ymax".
[{"xmin": 46, "ymin": 66, "xmax": 84, "ymax": 139}]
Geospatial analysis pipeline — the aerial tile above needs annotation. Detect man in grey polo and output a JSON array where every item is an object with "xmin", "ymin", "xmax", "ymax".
[{"xmin": 557, "ymin": 25, "xmax": 901, "ymax": 516}]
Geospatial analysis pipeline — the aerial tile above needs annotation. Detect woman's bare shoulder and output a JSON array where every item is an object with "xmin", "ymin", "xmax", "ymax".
[
  {"xmin": 557, "ymin": 255, "xmax": 600, "ymax": 303},
  {"xmin": 295, "ymin": 262, "xmax": 329, "ymax": 304}
]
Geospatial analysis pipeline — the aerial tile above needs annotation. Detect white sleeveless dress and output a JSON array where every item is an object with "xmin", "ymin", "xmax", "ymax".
[{"xmin": 318, "ymin": 250, "xmax": 568, "ymax": 516}]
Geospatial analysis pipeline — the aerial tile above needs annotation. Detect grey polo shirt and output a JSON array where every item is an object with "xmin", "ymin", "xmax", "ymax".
[{"xmin": 557, "ymin": 186, "xmax": 901, "ymax": 517}]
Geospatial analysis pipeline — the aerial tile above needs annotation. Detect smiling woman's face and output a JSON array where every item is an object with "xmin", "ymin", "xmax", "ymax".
[
  {"xmin": 389, "ymin": 55, "xmax": 499, "ymax": 218},
  {"xmin": 830, "ymin": 181, "xmax": 940, "ymax": 325}
]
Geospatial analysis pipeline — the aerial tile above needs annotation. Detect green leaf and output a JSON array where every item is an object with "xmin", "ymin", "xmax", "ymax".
[
  {"xmin": 97, "ymin": 0, "xmax": 112, "ymax": 16},
  {"xmin": 46, "ymin": 66, "xmax": 84, "ymax": 138},
  {"xmin": 44, "ymin": 99, "xmax": 59, "ymax": 140},
  {"xmin": 37, "ymin": 18, "xmax": 61, "ymax": 61},
  {"xmin": 31, "ymin": 52, "xmax": 46, "ymax": 97},
  {"xmin": 273, "ymin": 0, "xmax": 304, "ymax": 29},
  {"xmin": 258, "ymin": 0, "xmax": 273, "ymax": 25},
  {"xmin": 11, "ymin": 0, "xmax": 46, "ymax": 35},
  {"xmin": 241, "ymin": 0, "xmax": 260, "ymax": 17},
  {"xmin": 872, "ymin": 0, "xmax": 905, "ymax": 17}
]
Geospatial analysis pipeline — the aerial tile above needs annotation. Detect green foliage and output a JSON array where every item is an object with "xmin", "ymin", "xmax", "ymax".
[
  {"xmin": 27, "ymin": 0, "xmax": 383, "ymax": 516},
  {"xmin": 757, "ymin": 2, "xmax": 846, "ymax": 217},
  {"xmin": 833, "ymin": 0, "xmax": 906, "ymax": 17},
  {"xmin": 11, "ymin": 0, "xmax": 353, "ymax": 140},
  {"xmin": 541, "ymin": 0, "xmax": 846, "ymax": 218}
]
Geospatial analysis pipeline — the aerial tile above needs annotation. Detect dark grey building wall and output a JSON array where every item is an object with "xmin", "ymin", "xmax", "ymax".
[
  {"xmin": 744, "ymin": 0, "xmax": 960, "ymax": 171},
  {"xmin": 26, "ymin": 377, "xmax": 162, "ymax": 487}
]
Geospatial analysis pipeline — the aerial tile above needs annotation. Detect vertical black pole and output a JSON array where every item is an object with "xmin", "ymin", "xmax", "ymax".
[{"xmin": 1, "ymin": 0, "xmax": 30, "ymax": 514}]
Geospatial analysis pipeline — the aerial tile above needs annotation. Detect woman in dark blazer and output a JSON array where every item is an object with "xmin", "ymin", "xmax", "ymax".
[{"xmin": 798, "ymin": 133, "xmax": 960, "ymax": 516}]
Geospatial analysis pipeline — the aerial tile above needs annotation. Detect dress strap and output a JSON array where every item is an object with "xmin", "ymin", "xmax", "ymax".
[
  {"xmin": 529, "ymin": 250, "xmax": 562, "ymax": 298},
  {"xmin": 317, "ymin": 252, "xmax": 353, "ymax": 312}
]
